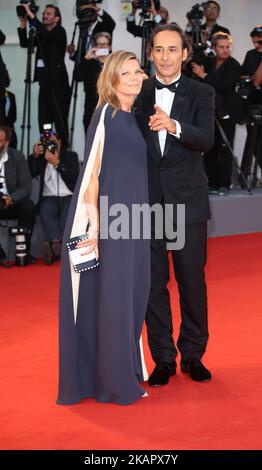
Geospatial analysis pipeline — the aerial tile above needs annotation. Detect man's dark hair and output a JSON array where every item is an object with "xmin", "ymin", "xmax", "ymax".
[
  {"xmin": 250, "ymin": 25, "xmax": 262, "ymax": 38},
  {"xmin": 204, "ymin": 1, "xmax": 221, "ymax": 14},
  {"xmin": 0, "ymin": 126, "xmax": 11, "ymax": 142},
  {"xmin": 45, "ymin": 4, "xmax": 62, "ymax": 25},
  {"xmin": 150, "ymin": 23, "xmax": 188, "ymax": 51}
]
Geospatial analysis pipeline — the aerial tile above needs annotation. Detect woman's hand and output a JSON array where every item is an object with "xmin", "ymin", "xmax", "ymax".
[{"xmin": 77, "ymin": 228, "xmax": 99, "ymax": 260}]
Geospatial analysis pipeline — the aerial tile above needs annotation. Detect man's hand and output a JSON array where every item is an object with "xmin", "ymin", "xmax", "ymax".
[
  {"xmin": 67, "ymin": 44, "xmax": 75, "ymax": 55},
  {"xmin": 2, "ymin": 195, "xmax": 13, "ymax": 209},
  {"xmin": 85, "ymin": 48, "xmax": 97, "ymax": 60},
  {"xmin": 21, "ymin": 3, "xmax": 35, "ymax": 20},
  {"xmin": 45, "ymin": 148, "xmax": 60, "ymax": 167},
  {"xmin": 33, "ymin": 141, "xmax": 44, "ymax": 158},
  {"xmin": 19, "ymin": 16, "xmax": 27, "ymax": 28},
  {"xmin": 191, "ymin": 62, "xmax": 206, "ymax": 79},
  {"xmin": 149, "ymin": 0, "xmax": 157, "ymax": 16},
  {"xmin": 149, "ymin": 105, "xmax": 176, "ymax": 133}
]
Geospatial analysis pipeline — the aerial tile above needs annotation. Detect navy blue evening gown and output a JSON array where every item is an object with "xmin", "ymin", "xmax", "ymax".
[{"xmin": 57, "ymin": 104, "xmax": 150, "ymax": 405}]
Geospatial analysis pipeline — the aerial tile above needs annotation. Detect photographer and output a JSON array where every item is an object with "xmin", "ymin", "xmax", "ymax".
[
  {"xmin": 126, "ymin": 0, "xmax": 168, "ymax": 38},
  {"xmin": 0, "ymin": 30, "xmax": 11, "ymax": 127},
  {"xmin": 201, "ymin": 1, "xmax": 230, "ymax": 42},
  {"xmin": 28, "ymin": 132, "xmax": 79, "ymax": 264},
  {"xmin": 0, "ymin": 126, "xmax": 35, "ymax": 264},
  {"xmin": 241, "ymin": 25, "xmax": 262, "ymax": 105},
  {"xmin": 192, "ymin": 32, "xmax": 243, "ymax": 191},
  {"xmin": 17, "ymin": 3, "xmax": 71, "ymax": 147},
  {"xmin": 67, "ymin": 1, "xmax": 115, "ymax": 58},
  {"xmin": 74, "ymin": 32, "xmax": 111, "ymax": 132},
  {"xmin": 240, "ymin": 26, "xmax": 262, "ymax": 182}
]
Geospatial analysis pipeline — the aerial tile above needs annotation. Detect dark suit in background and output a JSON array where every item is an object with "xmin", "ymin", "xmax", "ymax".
[
  {"xmin": 0, "ymin": 148, "xmax": 35, "ymax": 248},
  {"xmin": 18, "ymin": 19, "xmax": 70, "ymax": 145},
  {"xmin": 0, "ymin": 31, "xmax": 11, "ymax": 128},
  {"xmin": 203, "ymin": 56, "xmax": 244, "ymax": 189},
  {"xmin": 74, "ymin": 58, "xmax": 103, "ymax": 132},
  {"xmin": 136, "ymin": 74, "xmax": 215, "ymax": 367},
  {"xmin": 0, "ymin": 91, "xmax": 17, "ymax": 149}
]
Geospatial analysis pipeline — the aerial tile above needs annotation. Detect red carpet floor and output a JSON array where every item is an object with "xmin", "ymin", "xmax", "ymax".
[{"xmin": 1, "ymin": 233, "xmax": 262, "ymax": 450}]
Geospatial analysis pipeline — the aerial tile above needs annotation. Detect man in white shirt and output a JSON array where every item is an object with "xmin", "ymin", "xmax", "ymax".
[
  {"xmin": 28, "ymin": 133, "xmax": 79, "ymax": 264},
  {"xmin": 136, "ymin": 23, "xmax": 215, "ymax": 386}
]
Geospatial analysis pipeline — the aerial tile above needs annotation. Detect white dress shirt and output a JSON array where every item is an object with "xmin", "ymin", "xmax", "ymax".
[
  {"xmin": 0, "ymin": 151, "xmax": 9, "ymax": 195},
  {"xmin": 155, "ymin": 74, "xmax": 182, "ymax": 156},
  {"xmin": 42, "ymin": 163, "xmax": 73, "ymax": 197}
]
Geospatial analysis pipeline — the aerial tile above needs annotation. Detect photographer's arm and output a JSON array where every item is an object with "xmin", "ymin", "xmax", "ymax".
[
  {"xmin": 32, "ymin": 17, "xmax": 67, "ymax": 46},
  {"xmin": 28, "ymin": 143, "xmax": 44, "ymax": 178},
  {"xmin": 17, "ymin": 19, "xmax": 28, "ymax": 48},
  {"xmin": 98, "ymin": 10, "xmax": 116, "ymax": 35}
]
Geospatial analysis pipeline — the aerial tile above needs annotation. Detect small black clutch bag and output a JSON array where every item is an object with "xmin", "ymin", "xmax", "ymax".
[{"xmin": 67, "ymin": 234, "xmax": 99, "ymax": 274}]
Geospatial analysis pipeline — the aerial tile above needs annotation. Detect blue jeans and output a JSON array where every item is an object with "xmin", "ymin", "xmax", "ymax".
[{"xmin": 39, "ymin": 196, "xmax": 71, "ymax": 242}]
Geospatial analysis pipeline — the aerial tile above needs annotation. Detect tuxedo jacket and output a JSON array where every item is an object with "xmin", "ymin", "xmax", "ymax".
[{"xmin": 135, "ymin": 74, "xmax": 215, "ymax": 225}]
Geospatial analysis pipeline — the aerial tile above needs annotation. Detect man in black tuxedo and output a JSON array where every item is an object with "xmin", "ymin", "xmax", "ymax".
[
  {"xmin": 17, "ymin": 4, "xmax": 70, "ymax": 146},
  {"xmin": 135, "ymin": 23, "xmax": 215, "ymax": 385}
]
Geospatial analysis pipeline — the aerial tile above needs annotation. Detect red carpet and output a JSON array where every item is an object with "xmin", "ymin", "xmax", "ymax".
[{"xmin": 1, "ymin": 233, "xmax": 262, "ymax": 450}]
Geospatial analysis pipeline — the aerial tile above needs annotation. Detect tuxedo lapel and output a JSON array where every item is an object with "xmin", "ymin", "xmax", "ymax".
[
  {"xmin": 138, "ymin": 78, "xmax": 162, "ymax": 160},
  {"xmin": 163, "ymin": 74, "xmax": 187, "ymax": 158}
]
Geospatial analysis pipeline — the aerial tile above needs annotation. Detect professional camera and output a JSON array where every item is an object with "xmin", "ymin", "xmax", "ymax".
[
  {"xmin": 40, "ymin": 124, "xmax": 57, "ymax": 155},
  {"xmin": 186, "ymin": 3, "xmax": 207, "ymax": 52},
  {"xmin": 132, "ymin": 0, "xmax": 160, "ymax": 11},
  {"xmin": 76, "ymin": 0, "xmax": 102, "ymax": 24},
  {"xmin": 133, "ymin": 0, "xmax": 151, "ymax": 9},
  {"xmin": 16, "ymin": 0, "xmax": 39, "ymax": 19},
  {"xmin": 236, "ymin": 76, "xmax": 254, "ymax": 100},
  {"xmin": 186, "ymin": 3, "xmax": 206, "ymax": 22},
  {"xmin": 9, "ymin": 226, "xmax": 29, "ymax": 267}
]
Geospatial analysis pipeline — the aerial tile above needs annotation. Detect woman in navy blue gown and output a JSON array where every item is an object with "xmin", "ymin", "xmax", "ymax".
[{"xmin": 57, "ymin": 51, "xmax": 150, "ymax": 405}]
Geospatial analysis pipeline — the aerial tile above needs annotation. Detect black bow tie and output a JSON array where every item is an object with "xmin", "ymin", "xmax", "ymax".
[{"xmin": 155, "ymin": 77, "xmax": 180, "ymax": 92}]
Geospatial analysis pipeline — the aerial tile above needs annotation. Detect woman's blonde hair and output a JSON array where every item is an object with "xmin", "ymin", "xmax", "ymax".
[{"xmin": 97, "ymin": 50, "xmax": 140, "ymax": 111}]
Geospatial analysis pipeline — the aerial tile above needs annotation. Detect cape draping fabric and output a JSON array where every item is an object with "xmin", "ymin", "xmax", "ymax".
[{"xmin": 70, "ymin": 103, "xmax": 108, "ymax": 323}]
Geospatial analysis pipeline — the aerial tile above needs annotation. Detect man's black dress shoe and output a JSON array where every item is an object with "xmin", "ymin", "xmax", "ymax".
[
  {"xmin": 148, "ymin": 361, "xmax": 177, "ymax": 386},
  {"xmin": 181, "ymin": 357, "xmax": 212, "ymax": 382}
]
